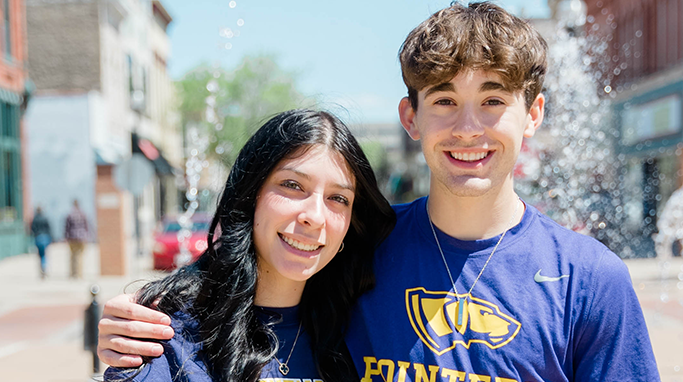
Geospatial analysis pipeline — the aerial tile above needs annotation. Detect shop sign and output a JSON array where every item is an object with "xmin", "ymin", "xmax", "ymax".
[{"xmin": 621, "ymin": 94, "xmax": 681, "ymax": 146}]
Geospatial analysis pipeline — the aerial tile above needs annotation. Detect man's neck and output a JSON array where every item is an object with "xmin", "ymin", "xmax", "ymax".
[{"xmin": 427, "ymin": 181, "xmax": 523, "ymax": 241}]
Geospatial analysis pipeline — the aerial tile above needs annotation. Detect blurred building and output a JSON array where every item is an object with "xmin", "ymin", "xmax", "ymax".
[
  {"xmin": 24, "ymin": 0, "xmax": 181, "ymax": 273},
  {"xmin": 349, "ymin": 122, "xmax": 403, "ymax": 163},
  {"xmin": 0, "ymin": 0, "xmax": 30, "ymax": 260},
  {"xmin": 349, "ymin": 122, "xmax": 430, "ymax": 203},
  {"xmin": 584, "ymin": 0, "xmax": 683, "ymax": 256}
]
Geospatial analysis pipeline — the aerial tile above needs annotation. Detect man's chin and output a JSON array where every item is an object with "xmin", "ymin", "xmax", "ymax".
[{"xmin": 439, "ymin": 177, "xmax": 495, "ymax": 198}]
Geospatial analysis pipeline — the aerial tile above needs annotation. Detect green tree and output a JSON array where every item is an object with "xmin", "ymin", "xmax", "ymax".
[{"xmin": 177, "ymin": 55, "xmax": 308, "ymax": 165}]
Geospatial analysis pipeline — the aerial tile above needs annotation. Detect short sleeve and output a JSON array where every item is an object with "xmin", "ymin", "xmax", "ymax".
[
  {"xmin": 104, "ymin": 352, "xmax": 175, "ymax": 382},
  {"xmin": 103, "ymin": 313, "xmax": 210, "ymax": 382},
  {"xmin": 572, "ymin": 249, "xmax": 660, "ymax": 381}
]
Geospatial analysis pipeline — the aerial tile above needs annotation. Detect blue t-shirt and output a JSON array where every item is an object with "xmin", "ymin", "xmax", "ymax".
[
  {"xmin": 104, "ymin": 306, "xmax": 322, "ymax": 382},
  {"xmin": 347, "ymin": 197, "xmax": 660, "ymax": 382}
]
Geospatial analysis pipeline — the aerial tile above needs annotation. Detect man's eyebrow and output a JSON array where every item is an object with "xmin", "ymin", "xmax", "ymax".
[
  {"xmin": 424, "ymin": 82, "xmax": 455, "ymax": 98},
  {"xmin": 479, "ymin": 81, "xmax": 510, "ymax": 93},
  {"xmin": 276, "ymin": 167, "xmax": 355, "ymax": 192}
]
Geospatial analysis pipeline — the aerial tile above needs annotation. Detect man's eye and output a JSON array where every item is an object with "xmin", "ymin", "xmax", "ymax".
[
  {"xmin": 435, "ymin": 99, "xmax": 455, "ymax": 106},
  {"xmin": 281, "ymin": 180, "xmax": 302, "ymax": 190},
  {"xmin": 484, "ymin": 99, "xmax": 505, "ymax": 106}
]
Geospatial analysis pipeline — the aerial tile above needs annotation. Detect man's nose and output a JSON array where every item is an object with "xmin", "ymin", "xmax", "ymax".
[{"xmin": 451, "ymin": 106, "xmax": 485, "ymax": 140}]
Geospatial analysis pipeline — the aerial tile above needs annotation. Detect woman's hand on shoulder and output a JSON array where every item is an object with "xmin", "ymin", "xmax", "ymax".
[{"xmin": 97, "ymin": 294, "xmax": 174, "ymax": 367}]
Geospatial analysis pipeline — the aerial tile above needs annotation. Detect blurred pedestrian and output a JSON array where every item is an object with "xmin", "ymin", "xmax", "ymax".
[
  {"xmin": 64, "ymin": 200, "xmax": 89, "ymax": 278},
  {"xmin": 655, "ymin": 185, "xmax": 683, "ymax": 260},
  {"xmin": 30, "ymin": 206, "xmax": 52, "ymax": 279}
]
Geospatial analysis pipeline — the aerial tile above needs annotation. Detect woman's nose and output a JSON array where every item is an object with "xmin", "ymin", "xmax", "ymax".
[{"xmin": 298, "ymin": 194, "xmax": 326, "ymax": 228}]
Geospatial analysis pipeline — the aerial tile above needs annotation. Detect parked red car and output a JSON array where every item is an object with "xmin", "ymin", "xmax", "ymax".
[{"xmin": 152, "ymin": 215, "xmax": 211, "ymax": 270}]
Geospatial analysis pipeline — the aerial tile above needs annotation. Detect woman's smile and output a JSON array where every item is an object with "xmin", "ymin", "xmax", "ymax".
[{"xmin": 278, "ymin": 233, "xmax": 324, "ymax": 255}]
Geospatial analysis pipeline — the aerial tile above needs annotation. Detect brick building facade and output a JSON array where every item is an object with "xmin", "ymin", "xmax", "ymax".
[
  {"xmin": 585, "ymin": 0, "xmax": 683, "ymax": 257},
  {"xmin": 24, "ymin": 0, "xmax": 180, "ymax": 274},
  {"xmin": 26, "ymin": 0, "xmax": 100, "ymax": 92},
  {"xmin": 587, "ymin": 0, "xmax": 683, "ymax": 85},
  {"xmin": 0, "ymin": 0, "xmax": 30, "ymax": 260}
]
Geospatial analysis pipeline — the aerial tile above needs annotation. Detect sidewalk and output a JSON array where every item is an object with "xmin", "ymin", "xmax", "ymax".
[
  {"xmin": 624, "ymin": 257, "xmax": 683, "ymax": 381},
  {"xmin": 0, "ymin": 242, "xmax": 161, "ymax": 382},
  {"xmin": 0, "ymin": 246, "xmax": 681, "ymax": 381}
]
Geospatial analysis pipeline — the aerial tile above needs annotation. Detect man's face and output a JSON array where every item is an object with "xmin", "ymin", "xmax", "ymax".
[{"xmin": 399, "ymin": 70, "xmax": 544, "ymax": 198}]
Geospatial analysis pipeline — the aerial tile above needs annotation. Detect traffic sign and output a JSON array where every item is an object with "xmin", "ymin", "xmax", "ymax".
[{"xmin": 113, "ymin": 153, "xmax": 155, "ymax": 196}]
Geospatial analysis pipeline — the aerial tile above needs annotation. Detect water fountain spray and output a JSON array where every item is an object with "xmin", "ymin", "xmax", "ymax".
[
  {"xmin": 517, "ymin": 0, "xmax": 627, "ymax": 256},
  {"xmin": 174, "ymin": 3, "xmax": 243, "ymax": 267}
]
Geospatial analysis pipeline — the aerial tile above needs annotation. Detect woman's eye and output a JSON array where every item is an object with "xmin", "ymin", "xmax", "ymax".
[
  {"xmin": 281, "ymin": 180, "xmax": 302, "ymax": 190},
  {"xmin": 330, "ymin": 195, "xmax": 350, "ymax": 206}
]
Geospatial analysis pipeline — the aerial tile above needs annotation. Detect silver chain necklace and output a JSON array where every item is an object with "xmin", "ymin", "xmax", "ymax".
[
  {"xmin": 274, "ymin": 321, "xmax": 302, "ymax": 376},
  {"xmin": 426, "ymin": 198, "xmax": 520, "ymax": 326}
]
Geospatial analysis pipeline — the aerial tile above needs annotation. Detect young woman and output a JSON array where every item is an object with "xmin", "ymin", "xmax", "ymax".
[{"xmin": 104, "ymin": 109, "xmax": 395, "ymax": 382}]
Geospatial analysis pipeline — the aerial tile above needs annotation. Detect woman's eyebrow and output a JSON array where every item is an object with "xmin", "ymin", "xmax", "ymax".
[
  {"xmin": 276, "ymin": 167, "xmax": 355, "ymax": 192},
  {"xmin": 276, "ymin": 167, "xmax": 310, "ymax": 180}
]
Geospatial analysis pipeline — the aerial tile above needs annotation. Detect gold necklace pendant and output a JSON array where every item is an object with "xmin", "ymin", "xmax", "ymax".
[{"xmin": 274, "ymin": 321, "xmax": 302, "ymax": 376}]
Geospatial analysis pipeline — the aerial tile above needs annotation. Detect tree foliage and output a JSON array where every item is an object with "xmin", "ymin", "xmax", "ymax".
[{"xmin": 176, "ymin": 55, "xmax": 308, "ymax": 165}]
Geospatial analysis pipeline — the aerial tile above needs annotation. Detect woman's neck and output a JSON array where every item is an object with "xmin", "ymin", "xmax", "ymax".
[{"xmin": 254, "ymin": 267, "xmax": 306, "ymax": 308}]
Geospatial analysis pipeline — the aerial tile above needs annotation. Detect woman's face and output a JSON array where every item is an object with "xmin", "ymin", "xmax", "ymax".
[{"xmin": 253, "ymin": 144, "xmax": 356, "ymax": 285}]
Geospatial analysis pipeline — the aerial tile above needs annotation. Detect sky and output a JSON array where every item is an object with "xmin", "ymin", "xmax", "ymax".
[{"xmin": 159, "ymin": 0, "xmax": 550, "ymax": 125}]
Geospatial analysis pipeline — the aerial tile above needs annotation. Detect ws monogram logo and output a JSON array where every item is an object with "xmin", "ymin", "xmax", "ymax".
[{"xmin": 406, "ymin": 287, "xmax": 521, "ymax": 355}]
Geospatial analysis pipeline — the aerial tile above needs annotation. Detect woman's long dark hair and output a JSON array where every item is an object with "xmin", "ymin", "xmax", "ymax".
[{"xmin": 136, "ymin": 109, "xmax": 396, "ymax": 382}]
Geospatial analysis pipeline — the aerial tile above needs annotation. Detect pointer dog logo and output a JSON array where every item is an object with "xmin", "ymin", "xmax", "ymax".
[{"xmin": 406, "ymin": 287, "xmax": 521, "ymax": 355}]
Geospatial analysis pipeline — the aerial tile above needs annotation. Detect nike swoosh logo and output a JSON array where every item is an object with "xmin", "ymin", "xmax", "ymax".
[{"xmin": 534, "ymin": 269, "xmax": 570, "ymax": 283}]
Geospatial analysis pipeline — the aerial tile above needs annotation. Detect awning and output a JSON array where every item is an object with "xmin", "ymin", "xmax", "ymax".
[
  {"xmin": 0, "ymin": 87, "xmax": 23, "ymax": 105},
  {"xmin": 131, "ymin": 133, "xmax": 176, "ymax": 176}
]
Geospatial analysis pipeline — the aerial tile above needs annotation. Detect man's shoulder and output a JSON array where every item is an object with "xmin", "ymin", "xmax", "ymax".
[
  {"xmin": 385, "ymin": 198, "xmax": 428, "ymax": 239},
  {"xmin": 391, "ymin": 198, "xmax": 423, "ymax": 216},
  {"xmin": 525, "ymin": 205, "xmax": 628, "ymax": 277},
  {"xmin": 527, "ymin": 205, "xmax": 610, "ymax": 250}
]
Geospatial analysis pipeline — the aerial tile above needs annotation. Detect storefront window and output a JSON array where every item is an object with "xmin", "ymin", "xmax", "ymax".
[
  {"xmin": 0, "ymin": 102, "xmax": 20, "ymax": 222},
  {"xmin": 657, "ymin": 154, "xmax": 680, "ymax": 208},
  {"xmin": 623, "ymin": 158, "xmax": 644, "ymax": 231}
]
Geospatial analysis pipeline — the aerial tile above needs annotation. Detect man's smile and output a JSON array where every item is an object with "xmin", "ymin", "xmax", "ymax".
[{"xmin": 448, "ymin": 150, "xmax": 491, "ymax": 162}]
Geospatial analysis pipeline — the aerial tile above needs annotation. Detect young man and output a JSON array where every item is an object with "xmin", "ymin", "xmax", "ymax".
[
  {"xmin": 64, "ymin": 199, "xmax": 89, "ymax": 278},
  {"xmin": 98, "ymin": 3, "xmax": 659, "ymax": 380}
]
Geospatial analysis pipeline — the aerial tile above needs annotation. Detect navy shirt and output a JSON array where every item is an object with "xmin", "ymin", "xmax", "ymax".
[
  {"xmin": 104, "ymin": 306, "xmax": 322, "ymax": 382},
  {"xmin": 347, "ymin": 197, "xmax": 660, "ymax": 381}
]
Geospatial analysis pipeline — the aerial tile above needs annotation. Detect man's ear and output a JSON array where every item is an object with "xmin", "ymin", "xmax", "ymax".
[
  {"xmin": 524, "ymin": 93, "xmax": 545, "ymax": 138},
  {"xmin": 399, "ymin": 97, "xmax": 420, "ymax": 141}
]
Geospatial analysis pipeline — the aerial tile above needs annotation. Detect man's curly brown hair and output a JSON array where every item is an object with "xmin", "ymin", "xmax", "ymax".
[{"xmin": 399, "ymin": 1, "xmax": 548, "ymax": 111}]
